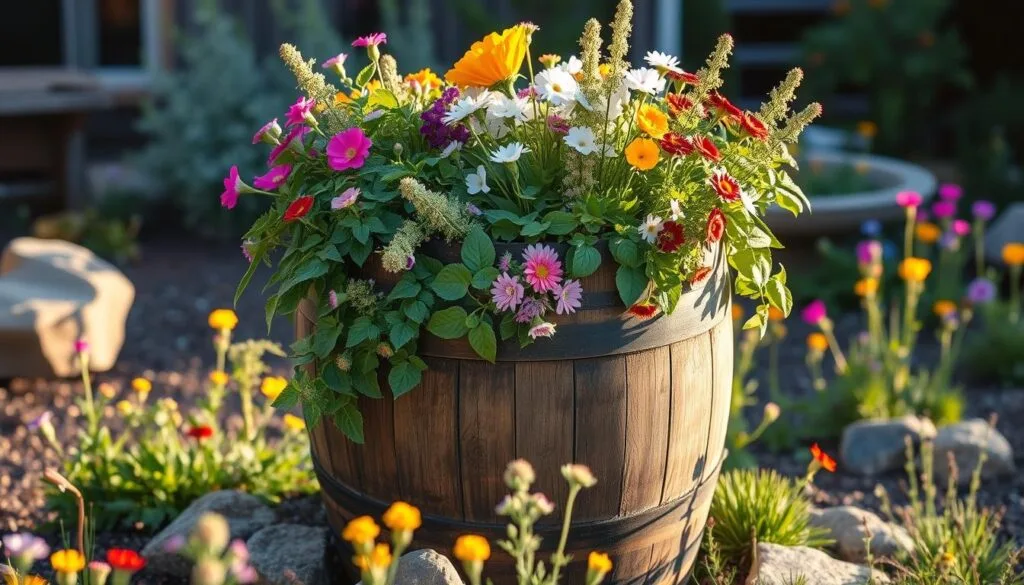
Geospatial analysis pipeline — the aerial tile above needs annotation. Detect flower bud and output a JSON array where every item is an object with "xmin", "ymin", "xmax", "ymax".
[
  {"xmin": 561, "ymin": 463, "xmax": 597, "ymax": 488},
  {"xmin": 393, "ymin": 143, "xmax": 404, "ymax": 157},
  {"xmin": 192, "ymin": 513, "xmax": 230, "ymax": 556},
  {"xmin": 503, "ymin": 459, "xmax": 536, "ymax": 490},
  {"xmin": 88, "ymin": 561, "xmax": 112, "ymax": 585},
  {"xmin": 191, "ymin": 559, "xmax": 227, "ymax": 585},
  {"xmin": 763, "ymin": 402, "xmax": 781, "ymax": 423}
]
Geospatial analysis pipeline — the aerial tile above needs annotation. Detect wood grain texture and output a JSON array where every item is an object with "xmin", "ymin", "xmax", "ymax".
[
  {"xmin": 620, "ymin": 347, "xmax": 672, "ymax": 514},
  {"xmin": 459, "ymin": 361, "xmax": 516, "ymax": 521},
  {"xmin": 662, "ymin": 334, "xmax": 715, "ymax": 503},
  {"xmin": 704, "ymin": 315, "xmax": 733, "ymax": 483},
  {"xmin": 610, "ymin": 545, "xmax": 655, "ymax": 585},
  {"xmin": 392, "ymin": 358, "xmax": 463, "ymax": 517},
  {"xmin": 573, "ymin": 355, "xmax": 627, "ymax": 520},
  {"xmin": 352, "ymin": 381, "xmax": 400, "ymax": 503},
  {"xmin": 515, "ymin": 361, "xmax": 574, "ymax": 521}
]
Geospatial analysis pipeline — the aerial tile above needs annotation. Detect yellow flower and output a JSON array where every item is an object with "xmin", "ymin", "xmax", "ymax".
[
  {"xmin": 856, "ymin": 120, "xmax": 878, "ymax": 139},
  {"xmin": 116, "ymin": 400, "xmax": 133, "ymax": 416},
  {"xmin": 207, "ymin": 309, "xmax": 238, "ymax": 331},
  {"xmin": 899, "ymin": 257, "xmax": 932, "ymax": 283},
  {"xmin": 354, "ymin": 543, "xmax": 392, "ymax": 571},
  {"xmin": 1003, "ymin": 242, "xmax": 1024, "ymax": 266},
  {"xmin": 261, "ymin": 376, "xmax": 289, "ymax": 401},
  {"xmin": 383, "ymin": 501, "xmax": 422, "ymax": 532},
  {"xmin": 342, "ymin": 516, "xmax": 381, "ymax": 546},
  {"xmin": 807, "ymin": 333, "xmax": 829, "ymax": 352},
  {"xmin": 588, "ymin": 551, "xmax": 613, "ymax": 574},
  {"xmin": 731, "ymin": 305, "xmax": 744, "ymax": 322},
  {"xmin": 933, "ymin": 300, "xmax": 957, "ymax": 317},
  {"xmin": 768, "ymin": 306, "xmax": 785, "ymax": 322},
  {"xmin": 209, "ymin": 370, "xmax": 229, "ymax": 387},
  {"xmin": 131, "ymin": 377, "xmax": 152, "ymax": 394},
  {"xmin": 624, "ymin": 138, "xmax": 660, "ymax": 171},
  {"xmin": 598, "ymin": 63, "xmax": 612, "ymax": 79},
  {"xmin": 854, "ymin": 278, "xmax": 878, "ymax": 297},
  {"xmin": 445, "ymin": 26, "xmax": 529, "ymax": 88},
  {"xmin": 453, "ymin": 535, "xmax": 491, "ymax": 562},
  {"xmin": 334, "ymin": 91, "xmax": 354, "ymax": 106},
  {"xmin": 283, "ymin": 413, "xmax": 306, "ymax": 432},
  {"xmin": 538, "ymin": 54, "xmax": 561, "ymax": 68},
  {"xmin": 636, "ymin": 104, "xmax": 669, "ymax": 139},
  {"xmin": 915, "ymin": 222, "xmax": 942, "ymax": 244},
  {"xmin": 51, "ymin": 550, "xmax": 85, "ymax": 574},
  {"xmin": 404, "ymin": 68, "xmax": 443, "ymax": 94}
]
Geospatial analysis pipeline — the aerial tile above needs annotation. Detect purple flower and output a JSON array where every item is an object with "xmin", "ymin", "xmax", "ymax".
[
  {"xmin": 915, "ymin": 209, "xmax": 931, "ymax": 222},
  {"xmin": 466, "ymin": 202, "xmax": 482, "ymax": 216},
  {"xmin": 27, "ymin": 411, "xmax": 52, "ymax": 433},
  {"xmin": 967, "ymin": 278, "xmax": 997, "ymax": 304},
  {"xmin": 938, "ymin": 183, "xmax": 963, "ymax": 201},
  {"xmin": 940, "ymin": 231, "xmax": 960, "ymax": 251},
  {"xmin": 491, "ymin": 273, "xmax": 525, "ymax": 312},
  {"xmin": 801, "ymin": 300, "xmax": 827, "ymax": 326},
  {"xmin": 515, "ymin": 297, "xmax": 546, "ymax": 323},
  {"xmin": 856, "ymin": 240, "xmax": 882, "ymax": 265},
  {"xmin": 285, "ymin": 96, "xmax": 317, "ymax": 128},
  {"xmin": 528, "ymin": 322, "xmax": 557, "ymax": 339},
  {"xmin": 497, "ymin": 252, "xmax": 512, "ymax": 273},
  {"xmin": 552, "ymin": 279, "xmax": 583, "ymax": 315},
  {"xmin": 896, "ymin": 191, "xmax": 922, "ymax": 208},
  {"xmin": 952, "ymin": 219, "xmax": 970, "ymax": 237},
  {"xmin": 972, "ymin": 200, "xmax": 996, "ymax": 221},
  {"xmin": 163, "ymin": 535, "xmax": 186, "ymax": 554},
  {"xmin": 331, "ymin": 187, "xmax": 360, "ymax": 210},
  {"xmin": 2, "ymin": 533, "xmax": 50, "ymax": 561},
  {"xmin": 420, "ymin": 88, "xmax": 471, "ymax": 149},
  {"xmin": 932, "ymin": 200, "xmax": 957, "ymax": 219},
  {"xmin": 405, "ymin": 255, "xmax": 416, "ymax": 270},
  {"xmin": 74, "ymin": 338, "xmax": 89, "ymax": 354}
]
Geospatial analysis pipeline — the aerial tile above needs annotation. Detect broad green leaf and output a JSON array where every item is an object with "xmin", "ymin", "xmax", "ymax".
[
  {"xmin": 430, "ymin": 264, "xmax": 472, "ymax": 301},
  {"xmin": 402, "ymin": 299, "xmax": 430, "ymax": 323},
  {"xmin": 461, "ymin": 227, "xmax": 496, "ymax": 273},
  {"xmin": 387, "ymin": 277, "xmax": 422, "ymax": 301},
  {"xmin": 426, "ymin": 306, "xmax": 470, "ymax": 339},
  {"xmin": 471, "ymin": 267, "xmax": 500, "ymax": 290},
  {"xmin": 520, "ymin": 221, "xmax": 550, "ymax": 237},
  {"xmin": 271, "ymin": 385, "xmax": 300, "ymax": 410},
  {"xmin": 543, "ymin": 211, "xmax": 578, "ymax": 235},
  {"xmin": 355, "ymin": 63, "xmax": 376, "ymax": 88},
  {"xmin": 278, "ymin": 259, "xmax": 328, "ymax": 297},
  {"xmin": 571, "ymin": 244, "xmax": 601, "ymax": 278},
  {"xmin": 352, "ymin": 369, "xmax": 382, "ymax": 398},
  {"xmin": 312, "ymin": 323, "xmax": 343, "ymax": 357},
  {"xmin": 609, "ymin": 237, "xmax": 641, "ymax": 268},
  {"xmin": 388, "ymin": 361, "xmax": 422, "ymax": 398},
  {"xmin": 615, "ymin": 265, "xmax": 647, "ymax": 306},
  {"xmin": 333, "ymin": 401, "xmax": 365, "ymax": 444},
  {"xmin": 345, "ymin": 316, "xmax": 380, "ymax": 347},
  {"xmin": 389, "ymin": 321, "xmax": 418, "ymax": 349},
  {"xmin": 468, "ymin": 323, "xmax": 497, "ymax": 363}
]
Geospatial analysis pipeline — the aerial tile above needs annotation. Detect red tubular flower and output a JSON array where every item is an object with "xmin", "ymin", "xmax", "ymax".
[
  {"xmin": 107, "ymin": 549, "xmax": 146, "ymax": 572},
  {"xmin": 186, "ymin": 425, "xmax": 214, "ymax": 441},
  {"xmin": 707, "ymin": 91, "xmax": 741, "ymax": 119},
  {"xmin": 709, "ymin": 169, "xmax": 741, "ymax": 202},
  {"xmin": 706, "ymin": 208, "xmax": 726, "ymax": 244},
  {"xmin": 740, "ymin": 112, "xmax": 769, "ymax": 140},
  {"xmin": 810, "ymin": 443, "xmax": 837, "ymax": 472},
  {"xmin": 693, "ymin": 136, "xmax": 721, "ymax": 162},
  {"xmin": 283, "ymin": 195, "xmax": 315, "ymax": 222},
  {"xmin": 690, "ymin": 266, "xmax": 712, "ymax": 285},
  {"xmin": 666, "ymin": 70, "xmax": 700, "ymax": 86},
  {"xmin": 660, "ymin": 133, "xmax": 694, "ymax": 157},
  {"xmin": 656, "ymin": 221, "xmax": 685, "ymax": 253},
  {"xmin": 666, "ymin": 93, "xmax": 695, "ymax": 116},
  {"xmin": 627, "ymin": 303, "xmax": 659, "ymax": 320}
]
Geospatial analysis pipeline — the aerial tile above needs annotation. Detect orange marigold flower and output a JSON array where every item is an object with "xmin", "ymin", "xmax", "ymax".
[
  {"xmin": 209, "ymin": 370, "xmax": 229, "ymax": 387},
  {"xmin": 899, "ymin": 257, "xmax": 932, "ymax": 283},
  {"xmin": 636, "ymin": 104, "xmax": 669, "ymax": 139},
  {"xmin": 810, "ymin": 442, "xmax": 837, "ymax": 472},
  {"xmin": 624, "ymin": 138, "xmax": 660, "ymax": 171},
  {"xmin": 445, "ymin": 26, "xmax": 528, "ymax": 88},
  {"xmin": 453, "ymin": 535, "xmax": 491, "ymax": 562},
  {"xmin": 383, "ymin": 501, "xmax": 422, "ymax": 532},
  {"xmin": 768, "ymin": 306, "xmax": 785, "ymax": 322},
  {"xmin": 261, "ymin": 376, "xmax": 289, "ymax": 401},
  {"xmin": 807, "ymin": 333, "xmax": 829, "ymax": 352},
  {"xmin": 342, "ymin": 516, "xmax": 381, "ymax": 546},
  {"xmin": 131, "ymin": 377, "xmax": 152, "ymax": 394},
  {"xmin": 854, "ymin": 278, "xmax": 878, "ymax": 297},
  {"xmin": 915, "ymin": 222, "xmax": 942, "ymax": 244},
  {"xmin": 283, "ymin": 413, "xmax": 306, "ymax": 431},
  {"xmin": 208, "ymin": 309, "xmax": 238, "ymax": 331},
  {"xmin": 1003, "ymin": 242, "xmax": 1024, "ymax": 266},
  {"xmin": 404, "ymin": 68, "xmax": 443, "ymax": 94},
  {"xmin": 933, "ymin": 300, "xmax": 957, "ymax": 318},
  {"xmin": 856, "ymin": 120, "xmax": 878, "ymax": 139},
  {"xmin": 353, "ymin": 543, "xmax": 392, "ymax": 571}
]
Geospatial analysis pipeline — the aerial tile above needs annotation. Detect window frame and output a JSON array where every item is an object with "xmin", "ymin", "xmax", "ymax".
[{"xmin": 60, "ymin": 0, "xmax": 164, "ymax": 92}]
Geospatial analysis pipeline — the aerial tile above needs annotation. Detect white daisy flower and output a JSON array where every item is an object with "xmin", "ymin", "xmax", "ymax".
[
  {"xmin": 466, "ymin": 165, "xmax": 490, "ymax": 195},
  {"xmin": 559, "ymin": 55, "xmax": 583, "ymax": 75},
  {"xmin": 564, "ymin": 127, "xmax": 597, "ymax": 155},
  {"xmin": 535, "ymin": 68, "xmax": 579, "ymax": 106},
  {"xmin": 489, "ymin": 142, "xmax": 531, "ymax": 163},
  {"xmin": 623, "ymin": 67, "xmax": 667, "ymax": 95},
  {"xmin": 442, "ymin": 95, "xmax": 485, "ymax": 125},
  {"xmin": 670, "ymin": 199, "xmax": 684, "ymax": 221},
  {"xmin": 638, "ymin": 214, "xmax": 664, "ymax": 244},
  {"xmin": 440, "ymin": 141, "xmax": 461, "ymax": 158},
  {"xmin": 644, "ymin": 51, "xmax": 683, "ymax": 74},
  {"xmin": 487, "ymin": 94, "xmax": 530, "ymax": 123}
]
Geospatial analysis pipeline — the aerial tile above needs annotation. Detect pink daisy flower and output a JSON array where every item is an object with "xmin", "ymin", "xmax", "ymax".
[
  {"xmin": 352, "ymin": 33, "xmax": 387, "ymax": 48},
  {"xmin": 268, "ymin": 126, "xmax": 310, "ymax": 165},
  {"xmin": 220, "ymin": 165, "xmax": 252, "ymax": 209},
  {"xmin": 252, "ymin": 118, "xmax": 281, "ymax": 145},
  {"xmin": 331, "ymin": 187, "xmax": 360, "ymax": 210},
  {"xmin": 895, "ymin": 190, "xmax": 922, "ymax": 208},
  {"xmin": 253, "ymin": 164, "xmax": 292, "ymax": 191},
  {"xmin": 497, "ymin": 252, "xmax": 513, "ymax": 272},
  {"xmin": 552, "ymin": 279, "xmax": 583, "ymax": 315},
  {"xmin": 285, "ymin": 96, "xmax": 317, "ymax": 128},
  {"xmin": 522, "ymin": 244, "xmax": 563, "ymax": 294},
  {"xmin": 528, "ymin": 322, "xmax": 557, "ymax": 339},
  {"xmin": 491, "ymin": 273, "xmax": 524, "ymax": 312},
  {"xmin": 327, "ymin": 128, "xmax": 373, "ymax": 171}
]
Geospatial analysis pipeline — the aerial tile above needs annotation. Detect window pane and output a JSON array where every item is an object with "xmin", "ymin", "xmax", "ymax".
[
  {"xmin": 0, "ymin": 1, "xmax": 62, "ymax": 66},
  {"xmin": 98, "ymin": 0, "xmax": 142, "ymax": 66}
]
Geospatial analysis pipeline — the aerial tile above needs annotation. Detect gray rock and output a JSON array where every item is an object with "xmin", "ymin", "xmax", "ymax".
[
  {"xmin": 142, "ymin": 491, "xmax": 275, "ymax": 578},
  {"xmin": 249, "ymin": 524, "xmax": 328, "ymax": 585},
  {"xmin": 933, "ymin": 419, "xmax": 1015, "ymax": 486},
  {"xmin": 753, "ymin": 543, "xmax": 890, "ymax": 585},
  {"xmin": 984, "ymin": 203, "xmax": 1024, "ymax": 265},
  {"xmin": 809, "ymin": 506, "xmax": 913, "ymax": 563},
  {"xmin": 357, "ymin": 549, "xmax": 463, "ymax": 585},
  {"xmin": 840, "ymin": 416, "xmax": 936, "ymax": 476}
]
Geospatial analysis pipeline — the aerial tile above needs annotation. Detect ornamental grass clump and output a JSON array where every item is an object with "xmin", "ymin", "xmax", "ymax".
[{"xmin": 231, "ymin": 0, "xmax": 819, "ymax": 442}]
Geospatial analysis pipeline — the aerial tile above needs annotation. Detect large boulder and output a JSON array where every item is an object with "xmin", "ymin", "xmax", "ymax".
[
  {"xmin": 357, "ymin": 549, "xmax": 463, "ymax": 585},
  {"xmin": 248, "ymin": 524, "xmax": 328, "ymax": 585},
  {"xmin": 0, "ymin": 237, "xmax": 134, "ymax": 378},
  {"xmin": 933, "ymin": 419, "xmax": 1015, "ymax": 486},
  {"xmin": 809, "ymin": 506, "xmax": 913, "ymax": 563},
  {"xmin": 752, "ymin": 543, "xmax": 890, "ymax": 585},
  {"xmin": 840, "ymin": 416, "xmax": 936, "ymax": 476}
]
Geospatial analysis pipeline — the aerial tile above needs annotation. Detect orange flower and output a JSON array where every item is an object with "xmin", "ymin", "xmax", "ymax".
[
  {"xmin": 899, "ymin": 257, "xmax": 932, "ymax": 283},
  {"xmin": 731, "ymin": 305, "xmax": 744, "ymax": 322},
  {"xmin": 445, "ymin": 26, "xmax": 528, "ymax": 88},
  {"xmin": 404, "ymin": 68, "xmax": 443, "ymax": 94},
  {"xmin": 807, "ymin": 333, "xmax": 828, "ymax": 352},
  {"xmin": 856, "ymin": 120, "xmax": 878, "ymax": 139},
  {"xmin": 209, "ymin": 370, "xmax": 229, "ymax": 386},
  {"xmin": 624, "ymin": 138, "xmax": 660, "ymax": 171},
  {"xmin": 854, "ymin": 278, "xmax": 878, "ymax": 297},
  {"xmin": 1003, "ymin": 243, "xmax": 1024, "ymax": 266},
  {"xmin": 933, "ymin": 300, "xmax": 957, "ymax": 318},
  {"xmin": 767, "ymin": 306, "xmax": 785, "ymax": 322},
  {"xmin": 636, "ymin": 104, "xmax": 669, "ymax": 139},
  {"xmin": 383, "ymin": 501, "xmax": 422, "ymax": 532},
  {"xmin": 588, "ymin": 551, "xmax": 613, "ymax": 575},
  {"xmin": 538, "ymin": 54, "xmax": 561, "ymax": 68},
  {"xmin": 810, "ymin": 443, "xmax": 837, "ymax": 472},
  {"xmin": 915, "ymin": 222, "xmax": 942, "ymax": 244},
  {"xmin": 353, "ymin": 543, "xmax": 392, "ymax": 571},
  {"xmin": 453, "ymin": 535, "xmax": 491, "ymax": 562},
  {"xmin": 342, "ymin": 516, "xmax": 380, "ymax": 546}
]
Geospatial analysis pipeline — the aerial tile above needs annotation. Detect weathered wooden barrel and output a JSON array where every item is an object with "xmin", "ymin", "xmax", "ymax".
[{"xmin": 299, "ymin": 241, "xmax": 732, "ymax": 585}]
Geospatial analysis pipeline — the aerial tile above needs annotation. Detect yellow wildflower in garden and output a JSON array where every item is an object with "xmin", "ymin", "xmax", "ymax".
[
  {"xmin": 209, "ymin": 370, "xmax": 229, "ymax": 386},
  {"xmin": 807, "ymin": 333, "xmax": 829, "ymax": 352},
  {"xmin": 116, "ymin": 400, "xmax": 133, "ymax": 416},
  {"xmin": 453, "ymin": 535, "xmax": 491, "ymax": 562},
  {"xmin": 445, "ymin": 25, "xmax": 528, "ymax": 88},
  {"xmin": 131, "ymin": 377, "xmax": 152, "ymax": 395},
  {"xmin": 588, "ymin": 551, "xmax": 613, "ymax": 575},
  {"xmin": 625, "ymin": 138, "xmax": 659, "ymax": 171},
  {"xmin": 1002, "ymin": 242, "xmax": 1024, "ymax": 266},
  {"xmin": 915, "ymin": 222, "xmax": 942, "ymax": 244},
  {"xmin": 933, "ymin": 300, "xmax": 957, "ymax": 317},
  {"xmin": 899, "ymin": 257, "xmax": 932, "ymax": 283},
  {"xmin": 636, "ymin": 104, "xmax": 669, "ymax": 139},
  {"xmin": 383, "ymin": 501, "xmax": 422, "ymax": 533},
  {"xmin": 854, "ymin": 278, "xmax": 878, "ymax": 297},
  {"xmin": 342, "ymin": 516, "xmax": 381, "ymax": 546},
  {"xmin": 404, "ymin": 68, "xmax": 442, "ymax": 94},
  {"xmin": 283, "ymin": 414, "xmax": 306, "ymax": 432},
  {"xmin": 261, "ymin": 376, "xmax": 288, "ymax": 401},
  {"xmin": 207, "ymin": 309, "xmax": 238, "ymax": 331},
  {"xmin": 50, "ymin": 549, "xmax": 85, "ymax": 574},
  {"xmin": 353, "ymin": 543, "xmax": 392, "ymax": 570}
]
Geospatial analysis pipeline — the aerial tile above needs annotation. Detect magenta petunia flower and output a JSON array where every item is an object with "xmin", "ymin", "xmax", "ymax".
[
  {"xmin": 552, "ymin": 279, "xmax": 583, "ymax": 315},
  {"xmin": 322, "ymin": 53, "xmax": 347, "ymax": 74},
  {"xmin": 220, "ymin": 165, "xmax": 247, "ymax": 209},
  {"xmin": 915, "ymin": 209, "xmax": 930, "ymax": 222},
  {"xmin": 967, "ymin": 278, "xmax": 997, "ymax": 304},
  {"xmin": 515, "ymin": 297, "xmax": 546, "ymax": 323},
  {"xmin": 895, "ymin": 190, "xmax": 922, "ymax": 208},
  {"xmin": 352, "ymin": 33, "xmax": 387, "ymax": 48},
  {"xmin": 491, "ymin": 273, "xmax": 525, "ymax": 312},
  {"xmin": 528, "ymin": 322, "xmax": 557, "ymax": 339},
  {"xmin": 331, "ymin": 187, "xmax": 360, "ymax": 210},
  {"xmin": 74, "ymin": 338, "xmax": 89, "ymax": 354},
  {"xmin": 253, "ymin": 164, "xmax": 292, "ymax": 191},
  {"xmin": 856, "ymin": 240, "xmax": 882, "ymax": 265},
  {"xmin": 938, "ymin": 183, "xmax": 962, "ymax": 201},
  {"xmin": 268, "ymin": 126, "xmax": 310, "ymax": 165},
  {"xmin": 972, "ymin": 200, "xmax": 996, "ymax": 221},
  {"xmin": 801, "ymin": 299, "xmax": 827, "ymax": 326},
  {"xmin": 932, "ymin": 200, "xmax": 957, "ymax": 219},
  {"xmin": 252, "ymin": 118, "xmax": 282, "ymax": 145},
  {"xmin": 285, "ymin": 96, "xmax": 317, "ymax": 128},
  {"xmin": 522, "ymin": 244, "xmax": 563, "ymax": 294},
  {"xmin": 952, "ymin": 219, "xmax": 971, "ymax": 236},
  {"xmin": 327, "ymin": 128, "xmax": 373, "ymax": 171}
]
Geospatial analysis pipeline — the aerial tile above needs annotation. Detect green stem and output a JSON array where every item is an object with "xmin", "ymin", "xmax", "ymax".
[
  {"xmin": 548, "ymin": 485, "xmax": 581, "ymax": 585},
  {"xmin": 903, "ymin": 207, "xmax": 916, "ymax": 262}
]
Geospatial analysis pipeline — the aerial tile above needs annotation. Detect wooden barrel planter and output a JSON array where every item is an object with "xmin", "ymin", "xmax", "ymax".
[{"xmin": 299, "ymin": 241, "xmax": 733, "ymax": 585}]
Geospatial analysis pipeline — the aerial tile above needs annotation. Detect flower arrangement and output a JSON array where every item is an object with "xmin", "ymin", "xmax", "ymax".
[{"xmin": 230, "ymin": 0, "xmax": 820, "ymax": 441}]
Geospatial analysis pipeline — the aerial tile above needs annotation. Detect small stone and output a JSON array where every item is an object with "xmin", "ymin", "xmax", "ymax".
[
  {"xmin": 809, "ymin": 506, "xmax": 913, "ymax": 563},
  {"xmin": 142, "ymin": 491, "xmax": 275, "ymax": 579},
  {"xmin": 357, "ymin": 549, "xmax": 464, "ymax": 585},
  {"xmin": 933, "ymin": 419, "xmax": 1015, "ymax": 486},
  {"xmin": 840, "ymin": 416, "xmax": 936, "ymax": 476},
  {"xmin": 248, "ymin": 524, "xmax": 327, "ymax": 585},
  {"xmin": 753, "ymin": 543, "xmax": 890, "ymax": 585}
]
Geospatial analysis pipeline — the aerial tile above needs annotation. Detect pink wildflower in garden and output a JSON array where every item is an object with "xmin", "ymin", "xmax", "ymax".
[
  {"xmin": 801, "ymin": 299, "xmax": 827, "ymax": 326},
  {"xmin": 528, "ymin": 322, "xmax": 557, "ymax": 339},
  {"xmin": 331, "ymin": 187, "xmax": 361, "ymax": 210},
  {"xmin": 252, "ymin": 118, "xmax": 281, "ymax": 144},
  {"xmin": 328, "ymin": 290, "xmax": 339, "ymax": 309},
  {"xmin": 268, "ymin": 126, "xmax": 310, "ymax": 165},
  {"xmin": 932, "ymin": 200, "xmax": 956, "ymax": 219},
  {"xmin": 285, "ymin": 96, "xmax": 317, "ymax": 127},
  {"xmin": 497, "ymin": 251, "xmax": 513, "ymax": 272},
  {"xmin": 322, "ymin": 53, "xmax": 347, "ymax": 75},
  {"xmin": 352, "ymin": 33, "xmax": 387, "ymax": 47},
  {"xmin": 972, "ymin": 200, "xmax": 996, "ymax": 221},
  {"xmin": 253, "ymin": 164, "xmax": 292, "ymax": 190},
  {"xmin": 938, "ymin": 183, "xmax": 963, "ymax": 201},
  {"xmin": 327, "ymin": 128, "xmax": 373, "ymax": 171},
  {"xmin": 522, "ymin": 244, "xmax": 564, "ymax": 293},
  {"xmin": 553, "ymin": 279, "xmax": 583, "ymax": 315},
  {"xmin": 491, "ymin": 273, "xmax": 525, "ymax": 312},
  {"xmin": 74, "ymin": 338, "xmax": 89, "ymax": 354},
  {"xmin": 546, "ymin": 115, "xmax": 570, "ymax": 135},
  {"xmin": 856, "ymin": 240, "xmax": 882, "ymax": 265},
  {"xmin": 952, "ymin": 219, "xmax": 970, "ymax": 236},
  {"xmin": 220, "ymin": 165, "xmax": 252, "ymax": 209},
  {"xmin": 241, "ymin": 240, "xmax": 255, "ymax": 263},
  {"xmin": 895, "ymin": 190, "xmax": 922, "ymax": 208},
  {"xmin": 2, "ymin": 533, "xmax": 50, "ymax": 561}
]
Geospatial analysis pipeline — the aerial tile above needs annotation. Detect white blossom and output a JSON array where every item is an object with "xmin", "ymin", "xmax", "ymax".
[
  {"xmin": 624, "ymin": 67, "xmax": 666, "ymax": 95},
  {"xmin": 638, "ymin": 214, "xmax": 664, "ymax": 243},
  {"xmin": 466, "ymin": 165, "xmax": 490, "ymax": 195},
  {"xmin": 489, "ymin": 142, "xmax": 531, "ymax": 163},
  {"xmin": 564, "ymin": 127, "xmax": 598, "ymax": 155}
]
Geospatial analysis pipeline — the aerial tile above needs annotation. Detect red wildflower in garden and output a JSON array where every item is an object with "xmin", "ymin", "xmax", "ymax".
[
  {"xmin": 660, "ymin": 133, "xmax": 694, "ymax": 157},
  {"xmin": 709, "ymin": 170, "xmax": 740, "ymax": 202},
  {"xmin": 740, "ymin": 112, "xmax": 769, "ymax": 140},
  {"xmin": 627, "ymin": 303, "xmax": 659, "ymax": 320},
  {"xmin": 706, "ymin": 91, "xmax": 741, "ymax": 119},
  {"xmin": 810, "ymin": 443, "xmax": 837, "ymax": 472},
  {"xmin": 666, "ymin": 70, "xmax": 700, "ymax": 86},
  {"xmin": 186, "ymin": 425, "xmax": 214, "ymax": 441},
  {"xmin": 656, "ymin": 221, "xmax": 685, "ymax": 253},
  {"xmin": 666, "ymin": 93, "xmax": 694, "ymax": 116},
  {"xmin": 690, "ymin": 266, "xmax": 712, "ymax": 285},
  {"xmin": 706, "ymin": 208, "xmax": 726, "ymax": 244},
  {"xmin": 693, "ymin": 136, "xmax": 721, "ymax": 162},
  {"xmin": 283, "ymin": 195, "xmax": 315, "ymax": 222},
  {"xmin": 107, "ymin": 549, "xmax": 146, "ymax": 572}
]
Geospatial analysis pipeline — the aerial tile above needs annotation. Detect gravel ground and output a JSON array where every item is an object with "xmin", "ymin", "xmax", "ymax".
[{"xmin": 1, "ymin": 236, "xmax": 1022, "ymax": 578}]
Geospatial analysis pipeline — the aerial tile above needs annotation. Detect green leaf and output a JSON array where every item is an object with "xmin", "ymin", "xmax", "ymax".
[
  {"xmin": 353, "ymin": 224, "xmax": 371, "ymax": 244},
  {"xmin": 609, "ymin": 237, "xmax": 641, "ymax": 268},
  {"xmin": 312, "ymin": 323, "xmax": 343, "ymax": 357},
  {"xmin": 355, "ymin": 63, "xmax": 376, "ymax": 88},
  {"xmin": 346, "ymin": 316, "xmax": 380, "ymax": 347},
  {"xmin": 402, "ymin": 299, "xmax": 430, "ymax": 323},
  {"xmin": 265, "ymin": 294, "xmax": 279, "ymax": 334},
  {"xmin": 615, "ymin": 265, "xmax": 648, "ymax": 306},
  {"xmin": 461, "ymin": 227, "xmax": 496, "ymax": 273},
  {"xmin": 317, "ymin": 245, "xmax": 342, "ymax": 262},
  {"xmin": 520, "ymin": 221, "xmax": 550, "ymax": 237},
  {"xmin": 543, "ymin": 211, "xmax": 578, "ymax": 235},
  {"xmin": 571, "ymin": 244, "xmax": 601, "ymax": 278},
  {"xmin": 387, "ymin": 277, "xmax": 422, "ymax": 301},
  {"xmin": 333, "ymin": 402, "xmax": 365, "ymax": 443},
  {"xmin": 271, "ymin": 385, "xmax": 300, "ymax": 410},
  {"xmin": 426, "ymin": 306, "xmax": 470, "ymax": 339},
  {"xmin": 499, "ymin": 313, "xmax": 516, "ymax": 340},
  {"xmin": 389, "ymin": 321, "xmax": 418, "ymax": 349},
  {"xmin": 431, "ymin": 264, "xmax": 472, "ymax": 301},
  {"xmin": 388, "ymin": 361, "xmax": 422, "ymax": 398},
  {"xmin": 352, "ymin": 369, "xmax": 382, "ymax": 398},
  {"xmin": 278, "ymin": 259, "xmax": 328, "ymax": 297},
  {"xmin": 322, "ymin": 365, "xmax": 354, "ymax": 396},
  {"xmin": 471, "ymin": 266, "xmax": 500, "ymax": 290},
  {"xmin": 468, "ymin": 322, "xmax": 497, "ymax": 363}
]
